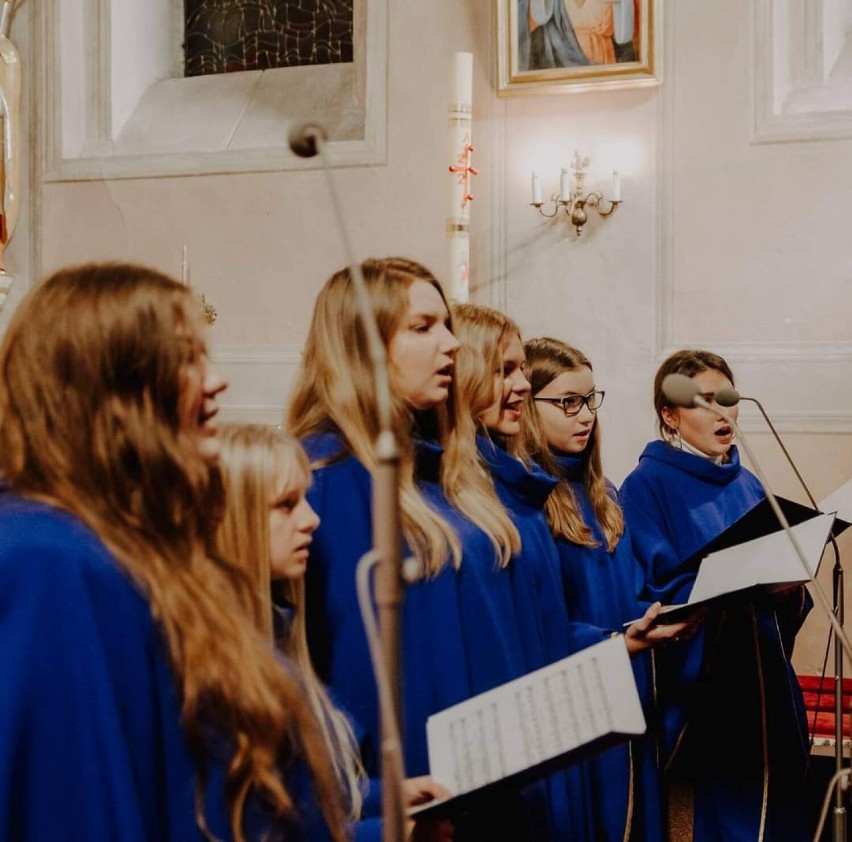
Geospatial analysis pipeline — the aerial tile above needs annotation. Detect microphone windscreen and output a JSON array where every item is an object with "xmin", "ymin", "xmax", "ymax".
[
  {"xmin": 715, "ymin": 387, "xmax": 741, "ymax": 407},
  {"xmin": 662, "ymin": 373, "xmax": 700, "ymax": 408},
  {"xmin": 288, "ymin": 123, "xmax": 327, "ymax": 158}
]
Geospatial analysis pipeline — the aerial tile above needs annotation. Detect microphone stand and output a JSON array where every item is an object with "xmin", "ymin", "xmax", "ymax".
[
  {"xmin": 293, "ymin": 125, "xmax": 406, "ymax": 842},
  {"xmin": 740, "ymin": 396, "xmax": 846, "ymax": 841}
]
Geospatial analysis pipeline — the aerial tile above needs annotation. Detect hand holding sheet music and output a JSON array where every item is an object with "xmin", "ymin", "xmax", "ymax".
[
  {"xmin": 650, "ymin": 512, "xmax": 836, "ymax": 622},
  {"xmin": 410, "ymin": 636, "xmax": 646, "ymax": 819}
]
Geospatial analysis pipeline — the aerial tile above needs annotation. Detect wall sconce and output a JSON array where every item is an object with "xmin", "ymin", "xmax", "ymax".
[{"xmin": 531, "ymin": 151, "xmax": 622, "ymax": 236}]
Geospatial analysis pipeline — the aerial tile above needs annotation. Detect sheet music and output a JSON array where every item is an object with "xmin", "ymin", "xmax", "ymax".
[
  {"xmin": 687, "ymin": 512, "xmax": 835, "ymax": 605},
  {"xmin": 820, "ymin": 478, "xmax": 852, "ymax": 526},
  {"xmin": 425, "ymin": 636, "xmax": 645, "ymax": 795}
]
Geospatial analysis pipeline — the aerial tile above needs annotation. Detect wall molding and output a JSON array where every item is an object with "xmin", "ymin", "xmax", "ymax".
[
  {"xmin": 210, "ymin": 343, "xmax": 301, "ymax": 425},
  {"xmin": 658, "ymin": 341, "xmax": 852, "ymax": 363},
  {"xmin": 737, "ymin": 409, "xmax": 852, "ymax": 434},
  {"xmin": 752, "ymin": 0, "xmax": 852, "ymax": 144}
]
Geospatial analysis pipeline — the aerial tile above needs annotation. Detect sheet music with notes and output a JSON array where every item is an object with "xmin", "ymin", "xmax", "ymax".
[{"xmin": 423, "ymin": 636, "xmax": 645, "ymax": 799}]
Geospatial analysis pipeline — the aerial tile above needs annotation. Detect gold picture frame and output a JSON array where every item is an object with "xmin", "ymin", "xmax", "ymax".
[{"xmin": 497, "ymin": 0, "xmax": 660, "ymax": 96}]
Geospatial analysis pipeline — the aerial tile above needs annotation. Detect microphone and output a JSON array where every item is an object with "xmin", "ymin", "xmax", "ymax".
[
  {"xmin": 660, "ymin": 373, "xmax": 852, "ymax": 664},
  {"xmin": 661, "ymin": 373, "xmax": 703, "ymax": 409},
  {"xmin": 714, "ymin": 386, "xmax": 740, "ymax": 409},
  {"xmin": 287, "ymin": 123, "xmax": 327, "ymax": 158},
  {"xmin": 295, "ymin": 118, "xmax": 407, "ymax": 841}
]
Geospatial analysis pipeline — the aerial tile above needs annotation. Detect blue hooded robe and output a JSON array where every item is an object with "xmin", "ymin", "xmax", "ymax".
[
  {"xmin": 303, "ymin": 429, "xmax": 589, "ymax": 839},
  {"xmin": 550, "ymin": 452, "xmax": 662, "ymax": 842},
  {"xmin": 0, "ymin": 493, "xmax": 334, "ymax": 842},
  {"xmin": 619, "ymin": 441, "xmax": 815, "ymax": 841},
  {"xmin": 476, "ymin": 436, "xmax": 615, "ymax": 840}
]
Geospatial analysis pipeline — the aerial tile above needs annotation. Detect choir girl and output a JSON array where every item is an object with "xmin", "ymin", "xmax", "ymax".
[
  {"xmin": 288, "ymin": 257, "xmax": 565, "ymax": 839},
  {"xmin": 0, "ymin": 263, "xmax": 345, "ymax": 841},
  {"xmin": 520, "ymin": 336, "xmax": 685, "ymax": 842},
  {"xmin": 451, "ymin": 307, "xmax": 695, "ymax": 838},
  {"xmin": 619, "ymin": 348, "xmax": 815, "ymax": 840},
  {"xmin": 213, "ymin": 422, "xmax": 452, "ymax": 841}
]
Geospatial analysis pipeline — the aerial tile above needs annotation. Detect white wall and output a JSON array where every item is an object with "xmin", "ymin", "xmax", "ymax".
[{"xmin": 27, "ymin": 0, "xmax": 852, "ymax": 672}]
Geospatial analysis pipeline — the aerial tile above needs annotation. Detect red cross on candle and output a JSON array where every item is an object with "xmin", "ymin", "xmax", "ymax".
[{"xmin": 449, "ymin": 142, "xmax": 479, "ymax": 212}]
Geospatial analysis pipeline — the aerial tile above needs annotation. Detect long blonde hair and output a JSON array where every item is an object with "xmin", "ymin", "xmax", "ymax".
[
  {"xmin": 521, "ymin": 337, "xmax": 624, "ymax": 552},
  {"xmin": 288, "ymin": 257, "xmax": 512, "ymax": 575},
  {"xmin": 449, "ymin": 303, "xmax": 529, "ymax": 564},
  {"xmin": 215, "ymin": 423, "xmax": 364, "ymax": 821},
  {"xmin": 0, "ymin": 263, "xmax": 346, "ymax": 842}
]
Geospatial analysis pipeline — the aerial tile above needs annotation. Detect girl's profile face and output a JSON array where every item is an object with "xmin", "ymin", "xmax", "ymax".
[
  {"xmin": 534, "ymin": 366, "xmax": 597, "ymax": 455},
  {"xmin": 268, "ymin": 464, "xmax": 320, "ymax": 581},
  {"xmin": 388, "ymin": 280, "xmax": 461, "ymax": 410},
  {"xmin": 661, "ymin": 367, "xmax": 739, "ymax": 458},
  {"xmin": 481, "ymin": 333, "xmax": 531, "ymax": 438},
  {"xmin": 179, "ymin": 341, "xmax": 228, "ymax": 465}
]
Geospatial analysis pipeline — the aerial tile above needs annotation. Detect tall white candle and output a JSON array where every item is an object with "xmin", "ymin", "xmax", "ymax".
[
  {"xmin": 447, "ymin": 52, "xmax": 474, "ymax": 303},
  {"xmin": 560, "ymin": 168, "xmax": 571, "ymax": 202},
  {"xmin": 612, "ymin": 170, "xmax": 621, "ymax": 202},
  {"xmin": 531, "ymin": 173, "xmax": 542, "ymax": 205}
]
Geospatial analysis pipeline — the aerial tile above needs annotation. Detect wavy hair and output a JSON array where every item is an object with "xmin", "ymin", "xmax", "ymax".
[
  {"xmin": 214, "ymin": 423, "xmax": 364, "ymax": 822},
  {"xmin": 449, "ymin": 303, "xmax": 528, "ymax": 565},
  {"xmin": 521, "ymin": 337, "xmax": 624, "ymax": 552},
  {"xmin": 0, "ymin": 263, "xmax": 346, "ymax": 842},
  {"xmin": 653, "ymin": 348, "xmax": 735, "ymax": 440},
  {"xmin": 289, "ymin": 257, "xmax": 513, "ymax": 576}
]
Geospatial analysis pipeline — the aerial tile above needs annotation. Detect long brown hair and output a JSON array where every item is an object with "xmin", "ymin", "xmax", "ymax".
[
  {"xmin": 215, "ymin": 423, "xmax": 364, "ymax": 821},
  {"xmin": 288, "ymin": 257, "xmax": 514, "ymax": 575},
  {"xmin": 521, "ymin": 337, "xmax": 624, "ymax": 552},
  {"xmin": 0, "ymin": 263, "xmax": 346, "ymax": 842}
]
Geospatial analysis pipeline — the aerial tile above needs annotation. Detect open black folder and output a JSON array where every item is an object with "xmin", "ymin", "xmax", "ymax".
[
  {"xmin": 639, "ymin": 496, "xmax": 845, "ymax": 624},
  {"xmin": 408, "ymin": 636, "xmax": 645, "ymax": 821}
]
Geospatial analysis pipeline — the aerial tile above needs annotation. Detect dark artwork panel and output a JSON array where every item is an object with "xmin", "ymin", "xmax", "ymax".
[{"xmin": 185, "ymin": 0, "xmax": 354, "ymax": 77}]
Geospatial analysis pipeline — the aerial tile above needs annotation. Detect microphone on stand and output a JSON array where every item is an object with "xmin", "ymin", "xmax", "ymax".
[
  {"xmin": 287, "ymin": 123, "xmax": 326, "ymax": 159},
  {"xmin": 290, "ymin": 121, "xmax": 407, "ymax": 842},
  {"xmin": 715, "ymin": 385, "xmax": 847, "ymax": 841}
]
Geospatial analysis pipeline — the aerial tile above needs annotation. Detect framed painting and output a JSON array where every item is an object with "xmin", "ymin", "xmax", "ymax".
[{"xmin": 496, "ymin": 0, "xmax": 660, "ymax": 95}]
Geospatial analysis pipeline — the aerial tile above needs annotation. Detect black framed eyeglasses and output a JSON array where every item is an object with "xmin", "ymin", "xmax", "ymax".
[{"xmin": 532, "ymin": 390, "xmax": 606, "ymax": 416}]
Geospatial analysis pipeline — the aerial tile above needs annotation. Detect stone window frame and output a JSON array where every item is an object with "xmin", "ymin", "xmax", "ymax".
[{"xmin": 38, "ymin": 0, "xmax": 386, "ymax": 181}]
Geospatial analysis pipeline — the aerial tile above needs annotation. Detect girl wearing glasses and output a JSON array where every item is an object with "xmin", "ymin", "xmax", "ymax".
[
  {"xmin": 451, "ymin": 307, "xmax": 687, "ymax": 840},
  {"xmin": 289, "ymin": 258, "xmax": 557, "ymax": 840},
  {"xmin": 521, "ymin": 336, "xmax": 693, "ymax": 842},
  {"xmin": 619, "ymin": 349, "xmax": 814, "ymax": 841}
]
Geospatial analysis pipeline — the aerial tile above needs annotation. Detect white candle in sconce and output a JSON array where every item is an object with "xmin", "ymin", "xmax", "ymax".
[
  {"xmin": 560, "ymin": 168, "xmax": 571, "ymax": 202},
  {"xmin": 531, "ymin": 173, "xmax": 542, "ymax": 204},
  {"xmin": 612, "ymin": 170, "xmax": 621, "ymax": 202}
]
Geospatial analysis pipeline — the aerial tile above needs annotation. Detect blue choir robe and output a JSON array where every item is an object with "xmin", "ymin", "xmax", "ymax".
[
  {"xmin": 550, "ymin": 452, "xmax": 662, "ymax": 842},
  {"xmin": 477, "ymin": 436, "xmax": 611, "ymax": 840},
  {"xmin": 302, "ymin": 431, "xmax": 471, "ymax": 782},
  {"xmin": 303, "ymin": 429, "xmax": 579, "ymax": 840},
  {"xmin": 0, "ymin": 493, "xmax": 333, "ymax": 842},
  {"xmin": 619, "ymin": 441, "xmax": 815, "ymax": 841}
]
